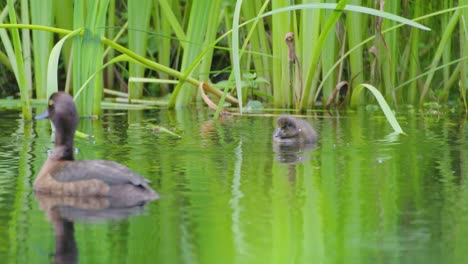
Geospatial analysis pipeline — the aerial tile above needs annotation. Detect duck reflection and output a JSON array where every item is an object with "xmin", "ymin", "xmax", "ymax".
[{"xmin": 36, "ymin": 194, "xmax": 152, "ymax": 264}]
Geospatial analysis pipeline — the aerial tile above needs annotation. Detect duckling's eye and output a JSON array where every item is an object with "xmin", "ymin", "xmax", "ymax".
[{"xmin": 48, "ymin": 100, "xmax": 54, "ymax": 107}]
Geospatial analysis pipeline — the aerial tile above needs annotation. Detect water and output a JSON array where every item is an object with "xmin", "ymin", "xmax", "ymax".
[{"xmin": 0, "ymin": 108, "xmax": 466, "ymax": 263}]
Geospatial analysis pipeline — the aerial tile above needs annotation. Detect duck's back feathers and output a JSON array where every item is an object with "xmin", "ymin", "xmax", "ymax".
[
  {"xmin": 36, "ymin": 159, "xmax": 158, "ymax": 200},
  {"xmin": 54, "ymin": 160, "xmax": 151, "ymax": 187}
]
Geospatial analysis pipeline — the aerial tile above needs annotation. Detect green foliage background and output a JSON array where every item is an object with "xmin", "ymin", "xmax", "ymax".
[{"xmin": 0, "ymin": 0, "xmax": 467, "ymax": 119}]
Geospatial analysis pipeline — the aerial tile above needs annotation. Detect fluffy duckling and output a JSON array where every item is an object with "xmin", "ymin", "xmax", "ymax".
[{"xmin": 273, "ymin": 115, "xmax": 317, "ymax": 145}]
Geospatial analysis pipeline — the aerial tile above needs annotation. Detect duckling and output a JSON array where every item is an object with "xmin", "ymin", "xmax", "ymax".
[
  {"xmin": 273, "ymin": 115, "xmax": 317, "ymax": 145},
  {"xmin": 34, "ymin": 92, "xmax": 158, "ymax": 201}
]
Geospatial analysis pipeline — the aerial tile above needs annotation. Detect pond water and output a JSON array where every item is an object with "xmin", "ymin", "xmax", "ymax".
[{"xmin": 0, "ymin": 107, "xmax": 466, "ymax": 263}]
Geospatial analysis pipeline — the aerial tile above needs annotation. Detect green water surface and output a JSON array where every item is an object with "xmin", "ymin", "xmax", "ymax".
[{"xmin": 0, "ymin": 109, "xmax": 466, "ymax": 263}]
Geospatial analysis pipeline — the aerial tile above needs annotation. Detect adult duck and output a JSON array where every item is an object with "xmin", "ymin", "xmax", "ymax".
[{"xmin": 34, "ymin": 92, "xmax": 158, "ymax": 201}]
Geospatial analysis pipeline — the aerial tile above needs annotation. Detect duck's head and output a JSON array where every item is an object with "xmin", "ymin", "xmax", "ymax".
[
  {"xmin": 36, "ymin": 92, "xmax": 78, "ymax": 132},
  {"xmin": 36, "ymin": 92, "xmax": 78, "ymax": 159},
  {"xmin": 273, "ymin": 116, "xmax": 300, "ymax": 139}
]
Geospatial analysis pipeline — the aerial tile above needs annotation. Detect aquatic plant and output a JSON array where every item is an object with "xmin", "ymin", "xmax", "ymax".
[{"xmin": 0, "ymin": 1, "xmax": 465, "ymax": 122}]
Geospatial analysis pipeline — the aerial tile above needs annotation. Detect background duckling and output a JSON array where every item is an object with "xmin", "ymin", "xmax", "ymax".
[
  {"xmin": 273, "ymin": 115, "xmax": 317, "ymax": 145},
  {"xmin": 35, "ymin": 92, "xmax": 158, "ymax": 201}
]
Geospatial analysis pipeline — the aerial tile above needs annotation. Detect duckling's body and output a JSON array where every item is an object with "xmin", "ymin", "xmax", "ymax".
[
  {"xmin": 273, "ymin": 115, "xmax": 317, "ymax": 145},
  {"xmin": 35, "ymin": 92, "xmax": 158, "ymax": 201}
]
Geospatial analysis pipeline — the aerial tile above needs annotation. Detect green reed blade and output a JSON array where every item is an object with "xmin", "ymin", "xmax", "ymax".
[
  {"xmin": 158, "ymin": 0, "xmax": 186, "ymax": 49},
  {"xmin": 300, "ymin": 0, "xmax": 346, "ymax": 110},
  {"xmin": 321, "ymin": 0, "xmax": 337, "ymax": 103},
  {"xmin": 72, "ymin": 0, "xmax": 109, "ymax": 116},
  {"xmin": 105, "ymin": 0, "xmax": 115, "ymax": 90},
  {"xmin": 420, "ymin": 9, "xmax": 461, "ymax": 104},
  {"xmin": 0, "ymin": 4, "xmax": 17, "ymax": 77},
  {"xmin": 174, "ymin": 0, "xmax": 222, "ymax": 107},
  {"xmin": 460, "ymin": 0, "xmax": 468, "ymax": 109},
  {"xmin": 30, "ymin": 0, "xmax": 54, "ymax": 99},
  {"xmin": 7, "ymin": 0, "xmax": 31, "ymax": 120},
  {"xmin": 351, "ymin": 83, "xmax": 404, "ymax": 134},
  {"xmin": 406, "ymin": 0, "xmax": 421, "ymax": 105},
  {"xmin": 74, "ymin": 54, "xmax": 130, "ymax": 100},
  {"xmin": 380, "ymin": 0, "xmax": 399, "ymax": 101},
  {"xmin": 47, "ymin": 28, "xmax": 82, "ymax": 97},
  {"xmin": 232, "ymin": 0, "xmax": 243, "ymax": 113},
  {"xmin": 442, "ymin": 1, "xmax": 454, "ymax": 85},
  {"xmin": 20, "ymin": 0, "xmax": 32, "ymax": 98},
  {"xmin": 241, "ymin": 0, "xmax": 272, "ymax": 96},
  {"xmin": 54, "ymin": 0, "xmax": 73, "ymax": 74},
  {"xmin": 271, "ymin": 0, "xmax": 292, "ymax": 107},
  {"xmin": 128, "ymin": 0, "xmax": 152, "ymax": 99}
]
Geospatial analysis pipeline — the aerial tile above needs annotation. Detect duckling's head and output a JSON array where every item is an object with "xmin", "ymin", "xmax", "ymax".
[
  {"xmin": 36, "ymin": 92, "xmax": 78, "ymax": 160},
  {"xmin": 273, "ymin": 116, "xmax": 300, "ymax": 139}
]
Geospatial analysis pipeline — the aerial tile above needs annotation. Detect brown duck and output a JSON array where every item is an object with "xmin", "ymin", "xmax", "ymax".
[
  {"xmin": 34, "ymin": 92, "xmax": 158, "ymax": 201},
  {"xmin": 273, "ymin": 115, "xmax": 317, "ymax": 145}
]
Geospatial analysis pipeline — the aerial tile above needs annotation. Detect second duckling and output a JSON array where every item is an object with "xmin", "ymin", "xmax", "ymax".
[{"xmin": 273, "ymin": 115, "xmax": 317, "ymax": 145}]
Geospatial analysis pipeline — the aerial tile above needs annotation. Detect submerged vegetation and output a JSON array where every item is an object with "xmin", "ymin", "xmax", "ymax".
[{"xmin": 0, "ymin": 1, "xmax": 466, "ymax": 121}]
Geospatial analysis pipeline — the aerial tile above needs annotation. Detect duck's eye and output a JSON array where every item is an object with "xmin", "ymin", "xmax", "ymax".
[{"xmin": 48, "ymin": 100, "xmax": 54, "ymax": 107}]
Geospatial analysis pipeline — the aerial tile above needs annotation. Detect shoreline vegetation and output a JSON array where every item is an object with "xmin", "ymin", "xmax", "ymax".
[{"xmin": 0, "ymin": 1, "xmax": 466, "ymax": 125}]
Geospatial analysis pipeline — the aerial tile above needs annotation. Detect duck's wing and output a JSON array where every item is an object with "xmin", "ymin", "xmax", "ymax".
[{"xmin": 53, "ymin": 160, "xmax": 151, "ymax": 187}]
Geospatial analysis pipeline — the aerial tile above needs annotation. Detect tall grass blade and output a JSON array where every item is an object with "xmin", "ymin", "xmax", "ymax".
[
  {"xmin": 321, "ymin": 0, "xmax": 338, "ymax": 103},
  {"xmin": 379, "ymin": 1, "xmax": 399, "ymax": 101},
  {"xmin": 105, "ymin": 0, "xmax": 115, "ymax": 90},
  {"xmin": 0, "ymin": 4, "xmax": 18, "ymax": 80},
  {"xmin": 232, "ymin": 0, "xmax": 243, "ymax": 113},
  {"xmin": 20, "ymin": 0, "xmax": 32, "ymax": 97},
  {"xmin": 158, "ymin": 0, "xmax": 186, "ymax": 49},
  {"xmin": 128, "ymin": 0, "xmax": 152, "ymax": 99},
  {"xmin": 174, "ymin": 0, "xmax": 222, "ymax": 107},
  {"xmin": 406, "ymin": 0, "xmax": 421, "ymax": 105},
  {"xmin": 300, "ymin": 0, "xmax": 346, "ymax": 110},
  {"xmin": 271, "ymin": 0, "xmax": 292, "ymax": 107},
  {"xmin": 75, "ymin": 54, "xmax": 131, "ymax": 100},
  {"xmin": 420, "ymin": 9, "xmax": 460, "ymax": 104},
  {"xmin": 460, "ymin": 0, "xmax": 468, "ymax": 109},
  {"xmin": 72, "ymin": 0, "xmax": 109, "ymax": 116},
  {"xmin": 350, "ymin": 83, "xmax": 404, "ymax": 134},
  {"xmin": 47, "ymin": 29, "xmax": 82, "ymax": 97},
  {"xmin": 153, "ymin": 0, "xmax": 182, "ymax": 95},
  {"xmin": 7, "ymin": 0, "xmax": 31, "ymax": 120},
  {"xmin": 30, "ymin": 0, "xmax": 54, "ymax": 98},
  {"xmin": 72, "ymin": 0, "xmax": 84, "ymax": 112},
  {"xmin": 241, "ymin": 0, "xmax": 272, "ymax": 96},
  {"xmin": 54, "ymin": 0, "xmax": 73, "ymax": 75}
]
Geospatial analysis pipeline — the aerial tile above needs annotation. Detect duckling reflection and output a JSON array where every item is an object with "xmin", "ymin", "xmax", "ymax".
[
  {"xmin": 36, "ymin": 193, "xmax": 151, "ymax": 264},
  {"xmin": 273, "ymin": 115, "xmax": 317, "ymax": 164}
]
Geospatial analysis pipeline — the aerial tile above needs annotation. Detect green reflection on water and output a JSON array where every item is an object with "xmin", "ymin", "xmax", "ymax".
[{"xmin": 0, "ymin": 109, "xmax": 466, "ymax": 263}]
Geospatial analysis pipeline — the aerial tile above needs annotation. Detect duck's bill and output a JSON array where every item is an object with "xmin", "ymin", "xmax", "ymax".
[{"xmin": 35, "ymin": 110, "xmax": 49, "ymax": 120}]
